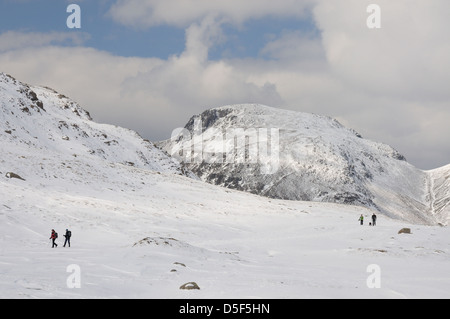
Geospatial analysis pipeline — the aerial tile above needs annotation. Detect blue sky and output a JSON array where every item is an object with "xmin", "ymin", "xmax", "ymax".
[
  {"xmin": 0, "ymin": 1, "xmax": 185, "ymax": 58},
  {"xmin": 0, "ymin": 0, "xmax": 449, "ymax": 169},
  {"xmin": 0, "ymin": 0, "xmax": 316, "ymax": 60}
]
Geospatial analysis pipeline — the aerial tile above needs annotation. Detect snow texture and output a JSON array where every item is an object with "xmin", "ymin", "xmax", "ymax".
[
  {"xmin": 1, "ymin": 73, "xmax": 449, "ymax": 299},
  {"xmin": 161, "ymin": 104, "xmax": 450, "ymax": 226}
]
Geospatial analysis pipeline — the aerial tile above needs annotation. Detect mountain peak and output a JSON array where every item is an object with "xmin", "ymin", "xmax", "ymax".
[
  {"xmin": 0, "ymin": 72, "xmax": 92, "ymax": 121},
  {"xmin": 1, "ymin": 73, "xmax": 190, "ymax": 182},
  {"xmin": 162, "ymin": 103, "xmax": 447, "ymax": 225}
]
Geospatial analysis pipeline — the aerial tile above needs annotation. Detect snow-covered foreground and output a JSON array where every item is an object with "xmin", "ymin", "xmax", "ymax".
[
  {"xmin": 1, "ymin": 167, "xmax": 448, "ymax": 299},
  {"xmin": 0, "ymin": 73, "xmax": 448, "ymax": 299}
]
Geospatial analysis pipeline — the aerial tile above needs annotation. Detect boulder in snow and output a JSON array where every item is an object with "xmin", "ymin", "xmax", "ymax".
[
  {"xmin": 180, "ymin": 282, "xmax": 200, "ymax": 290},
  {"xmin": 398, "ymin": 228, "xmax": 411, "ymax": 234},
  {"xmin": 5, "ymin": 172, "xmax": 25, "ymax": 181}
]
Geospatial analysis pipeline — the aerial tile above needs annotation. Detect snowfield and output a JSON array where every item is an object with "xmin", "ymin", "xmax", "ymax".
[
  {"xmin": 0, "ymin": 73, "xmax": 449, "ymax": 299},
  {"xmin": 1, "ymin": 168, "xmax": 449, "ymax": 299}
]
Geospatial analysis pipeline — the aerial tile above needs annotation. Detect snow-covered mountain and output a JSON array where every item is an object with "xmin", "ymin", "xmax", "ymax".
[
  {"xmin": 3, "ymin": 72, "xmax": 446, "ymax": 226},
  {"xmin": 427, "ymin": 164, "xmax": 450, "ymax": 224},
  {"xmin": 160, "ymin": 104, "xmax": 449, "ymax": 225},
  {"xmin": 1, "ymin": 74, "xmax": 449, "ymax": 299},
  {"xmin": 0, "ymin": 72, "xmax": 191, "ymax": 181}
]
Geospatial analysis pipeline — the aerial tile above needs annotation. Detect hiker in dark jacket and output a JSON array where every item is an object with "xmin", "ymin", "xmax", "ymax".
[
  {"xmin": 50, "ymin": 229, "xmax": 58, "ymax": 248},
  {"xmin": 372, "ymin": 213, "xmax": 377, "ymax": 226},
  {"xmin": 63, "ymin": 229, "xmax": 72, "ymax": 247}
]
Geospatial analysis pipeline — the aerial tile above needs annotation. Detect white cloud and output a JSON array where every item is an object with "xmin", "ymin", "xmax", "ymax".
[
  {"xmin": 0, "ymin": 25, "xmax": 283, "ymax": 143},
  {"xmin": 313, "ymin": 0, "xmax": 450, "ymax": 102},
  {"xmin": 0, "ymin": 31, "xmax": 90, "ymax": 52},
  {"xmin": 309, "ymin": 0, "xmax": 450, "ymax": 168},
  {"xmin": 107, "ymin": 0, "xmax": 314, "ymax": 28},
  {"xmin": 0, "ymin": 45, "xmax": 162, "ymax": 133}
]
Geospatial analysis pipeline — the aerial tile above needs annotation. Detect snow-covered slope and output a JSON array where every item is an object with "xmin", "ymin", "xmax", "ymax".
[
  {"xmin": 0, "ymin": 72, "xmax": 190, "ymax": 178},
  {"xmin": 1, "ymin": 141, "xmax": 449, "ymax": 299},
  {"xmin": 160, "ymin": 104, "xmax": 449, "ymax": 225},
  {"xmin": 427, "ymin": 164, "xmax": 450, "ymax": 224},
  {"xmin": 1, "ymin": 74, "xmax": 448, "ymax": 299}
]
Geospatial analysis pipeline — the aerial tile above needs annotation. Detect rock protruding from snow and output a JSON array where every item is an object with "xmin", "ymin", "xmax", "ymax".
[
  {"xmin": 5, "ymin": 172, "xmax": 25, "ymax": 181},
  {"xmin": 179, "ymin": 282, "xmax": 200, "ymax": 290},
  {"xmin": 398, "ymin": 228, "xmax": 412, "ymax": 234}
]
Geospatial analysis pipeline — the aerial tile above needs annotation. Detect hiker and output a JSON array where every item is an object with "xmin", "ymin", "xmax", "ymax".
[
  {"xmin": 63, "ymin": 229, "xmax": 72, "ymax": 247},
  {"xmin": 359, "ymin": 214, "xmax": 364, "ymax": 225},
  {"xmin": 50, "ymin": 229, "xmax": 58, "ymax": 248},
  {"xmin": 372, "ymin": 213, "xmax": 377, "ymax": 226}
]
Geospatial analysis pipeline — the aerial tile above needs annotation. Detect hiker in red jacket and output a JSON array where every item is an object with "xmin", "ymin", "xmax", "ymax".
[{"xmin": 50, "ymin": 229, "xmax": 58, "ymax": 248}]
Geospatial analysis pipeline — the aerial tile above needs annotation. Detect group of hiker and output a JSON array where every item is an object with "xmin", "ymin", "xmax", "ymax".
[
  {"xmin": 359, "ymin": 213, "xmax": 377, "ymax": 226},
  {"xmin": 49, "ymin": 229, "xmax": 72, "ymax": 248}
]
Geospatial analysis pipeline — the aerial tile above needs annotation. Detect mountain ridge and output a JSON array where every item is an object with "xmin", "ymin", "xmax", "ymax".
[
  {"xmin": 0, "ymin": 72, "xmax": 192, "ymax": 181},
  {"xmin": 160, "ymin": 103, "xmax": 449, "ymax": 225},
  {"xmin": 1, "ymin": 73, "xmax": 448, "ymax": 225}
]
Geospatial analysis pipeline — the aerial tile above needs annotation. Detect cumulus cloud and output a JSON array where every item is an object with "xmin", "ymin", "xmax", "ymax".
[
  {"xmin": 107, "ymin": 0, "xmax": 314, "ymax": 28},
  {"xmin": 0, "ymin": 20, "xmax": 283, "ymax": 142},
  {"xmin": 310, "ymin": 0, "xmax": 450, "ymax": 168},
  {"xmin": 115, "ymin": 16, "xmax": 285, "ymax": 134},
  {"xmin": 314, "ymin": 0, "xmax": 450, "ymax": 101},
  {"xmin": 0, "ymin": 44, "xmax": 162, "ymax": 134}
]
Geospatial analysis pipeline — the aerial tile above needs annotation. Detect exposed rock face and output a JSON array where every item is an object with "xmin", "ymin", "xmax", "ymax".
[{"xmin": 160, "ymin": 104, "xmax": 449, "ymax": 225}]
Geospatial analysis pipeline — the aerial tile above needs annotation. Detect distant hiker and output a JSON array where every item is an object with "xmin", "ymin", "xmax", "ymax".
[
  {"xmin": 63, "ymin": 229, "xmax": 72, "ymax": 247},
  {"xmin": 372, "ymin": 213, "xmax": 377, "ymax": 226},
  {"xmin": 359, "ymin": 214, "xmax": 364, "ymax": 225},
  {"xmin": 50, "ymin": 229, "xmax": 58, "ymax": 248}
]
